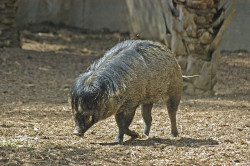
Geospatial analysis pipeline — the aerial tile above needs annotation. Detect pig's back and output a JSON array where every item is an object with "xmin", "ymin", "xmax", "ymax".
[{"xmin": 87, "ymin": 40, "xmax": 182, "ymax": 104}]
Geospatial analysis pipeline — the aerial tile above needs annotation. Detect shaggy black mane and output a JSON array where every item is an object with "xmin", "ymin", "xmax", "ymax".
[{"xmin": 70, "ymin": 40, "xmax": 148, "ymax": 110}]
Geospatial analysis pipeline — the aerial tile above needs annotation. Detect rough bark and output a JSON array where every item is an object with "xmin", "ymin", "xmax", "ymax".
[{"xmin": 161, "ymin": 0, "xmax": 235, "ymax": 95}]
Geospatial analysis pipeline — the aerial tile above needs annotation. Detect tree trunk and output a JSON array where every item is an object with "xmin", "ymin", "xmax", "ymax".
[
  {"xmin": 161, "ymin": 0, "xmax": 235, "ymax": 95},
  {"xmin": 0, "ymin": 0, "xmax": 20, "ymax": 48}
]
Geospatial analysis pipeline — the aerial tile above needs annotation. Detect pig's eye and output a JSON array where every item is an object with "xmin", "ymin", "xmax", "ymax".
[
  {"xmin": 88, "ymin": 115, "xmax": 95, "ymax": 124},
  {"xmin": 88, "ymin": 116, "xmax": 92, "ymax": 123}
]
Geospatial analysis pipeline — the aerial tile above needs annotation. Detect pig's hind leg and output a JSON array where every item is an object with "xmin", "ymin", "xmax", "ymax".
[
  {"xmin": 164, "ymin": 96, "xmax": 180, "ymax": 137},
  {"xmin": 115, "ymin": 108, "xmax": 139, "ymax": 143}
]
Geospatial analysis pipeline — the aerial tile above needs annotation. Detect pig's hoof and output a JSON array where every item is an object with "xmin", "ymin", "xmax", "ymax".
[
  {"xmin": 130, "ymin": 132, "xmax": 139, "ymax": 139},
  {"xmin": 142, "ymin": 134, "xmax": 149, "ymax": 140},
  {"xmin": 114, "ymin": 137, "xmax": 123, "ymax": 144},
  {"xmin": 114, "ymin": 139, "xmax": 123, "ymax": 144},
  {"xmin": 171, "ymin": 132, "xmax": 178, "ymax": 137},
  {"xmin": 127, "ymin": 130, "xmax": 139, "ymax": 138},
  {"xmin": 73, "ymin": 131, "xmax": 84, "ymax": 137}
]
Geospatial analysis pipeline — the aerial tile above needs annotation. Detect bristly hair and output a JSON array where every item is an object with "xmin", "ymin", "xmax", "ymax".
[{"xmin": 70, "ymin": 40, "xmax": 148, "ymax": 111}]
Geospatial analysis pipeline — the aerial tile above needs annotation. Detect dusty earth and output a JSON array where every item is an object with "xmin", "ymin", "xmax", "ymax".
[{"xmin": 0, "ymin": 29, "xmax": 249, "ymax": 165}]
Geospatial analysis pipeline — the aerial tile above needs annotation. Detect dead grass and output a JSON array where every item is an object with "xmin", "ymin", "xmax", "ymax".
[{"xmin": 0, "ymin": 29, "xmax": 249, "ymax": 165}]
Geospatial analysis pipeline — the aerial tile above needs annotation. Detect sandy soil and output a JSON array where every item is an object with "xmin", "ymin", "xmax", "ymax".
[{"xmin": 0, "ymin": 29, "xmax": 249, "ymax": 165}]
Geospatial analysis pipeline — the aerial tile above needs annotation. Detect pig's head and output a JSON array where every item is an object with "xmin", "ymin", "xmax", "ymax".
[
  {"xmin": 70, "ymin": 70, "xmax": 114, "ymax": 137},
  {"xmin": 72, "ymin": 104, "xmax": 97, "ymax": 137},
  {"xmin": 71, "ymin": 83, "xmax": 102, "ymax": 137}
]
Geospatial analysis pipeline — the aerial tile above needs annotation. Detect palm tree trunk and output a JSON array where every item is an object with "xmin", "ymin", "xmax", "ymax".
[{"xmin": 161, "ymin": 0, "xmax": 235, "ymax": 95}]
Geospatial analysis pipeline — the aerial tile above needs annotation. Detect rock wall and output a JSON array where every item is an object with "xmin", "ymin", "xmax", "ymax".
[
  {"xmin": 219, "ymin": 0, "xmax": 250, "ymax": 52},
  {"xmin": 12, "ymin": 0, "xmax": 250, "ymax": 95},
  {"xmin": 0, "ymin": 0, "xmax": 19, "ymax": 48},
  {"xmin": 125, "ymin": 0, "xmax": 165, "ymax": 40},
  {"xmin": 17, "ymin": 0, "xmax": 129, "ymax": 33},
  {"xmin": 16, "ymin": 0, "xmax": 250, "ymax": 52}
]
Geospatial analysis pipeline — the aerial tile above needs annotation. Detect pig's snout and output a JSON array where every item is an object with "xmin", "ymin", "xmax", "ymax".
[{"xmin": 73, "ymin": 126, "xmax": 85, "ymax": 136}]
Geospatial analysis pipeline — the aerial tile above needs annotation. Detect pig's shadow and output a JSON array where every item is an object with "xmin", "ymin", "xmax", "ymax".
[{"xmin": 97, "ymin": 137, "xmax": 219, "ymax": 147}]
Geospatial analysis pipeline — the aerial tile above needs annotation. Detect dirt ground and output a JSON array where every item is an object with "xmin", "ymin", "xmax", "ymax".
[{"xmin": 0, "ymin": 29, "xmax": 249, "ymax": 165}]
